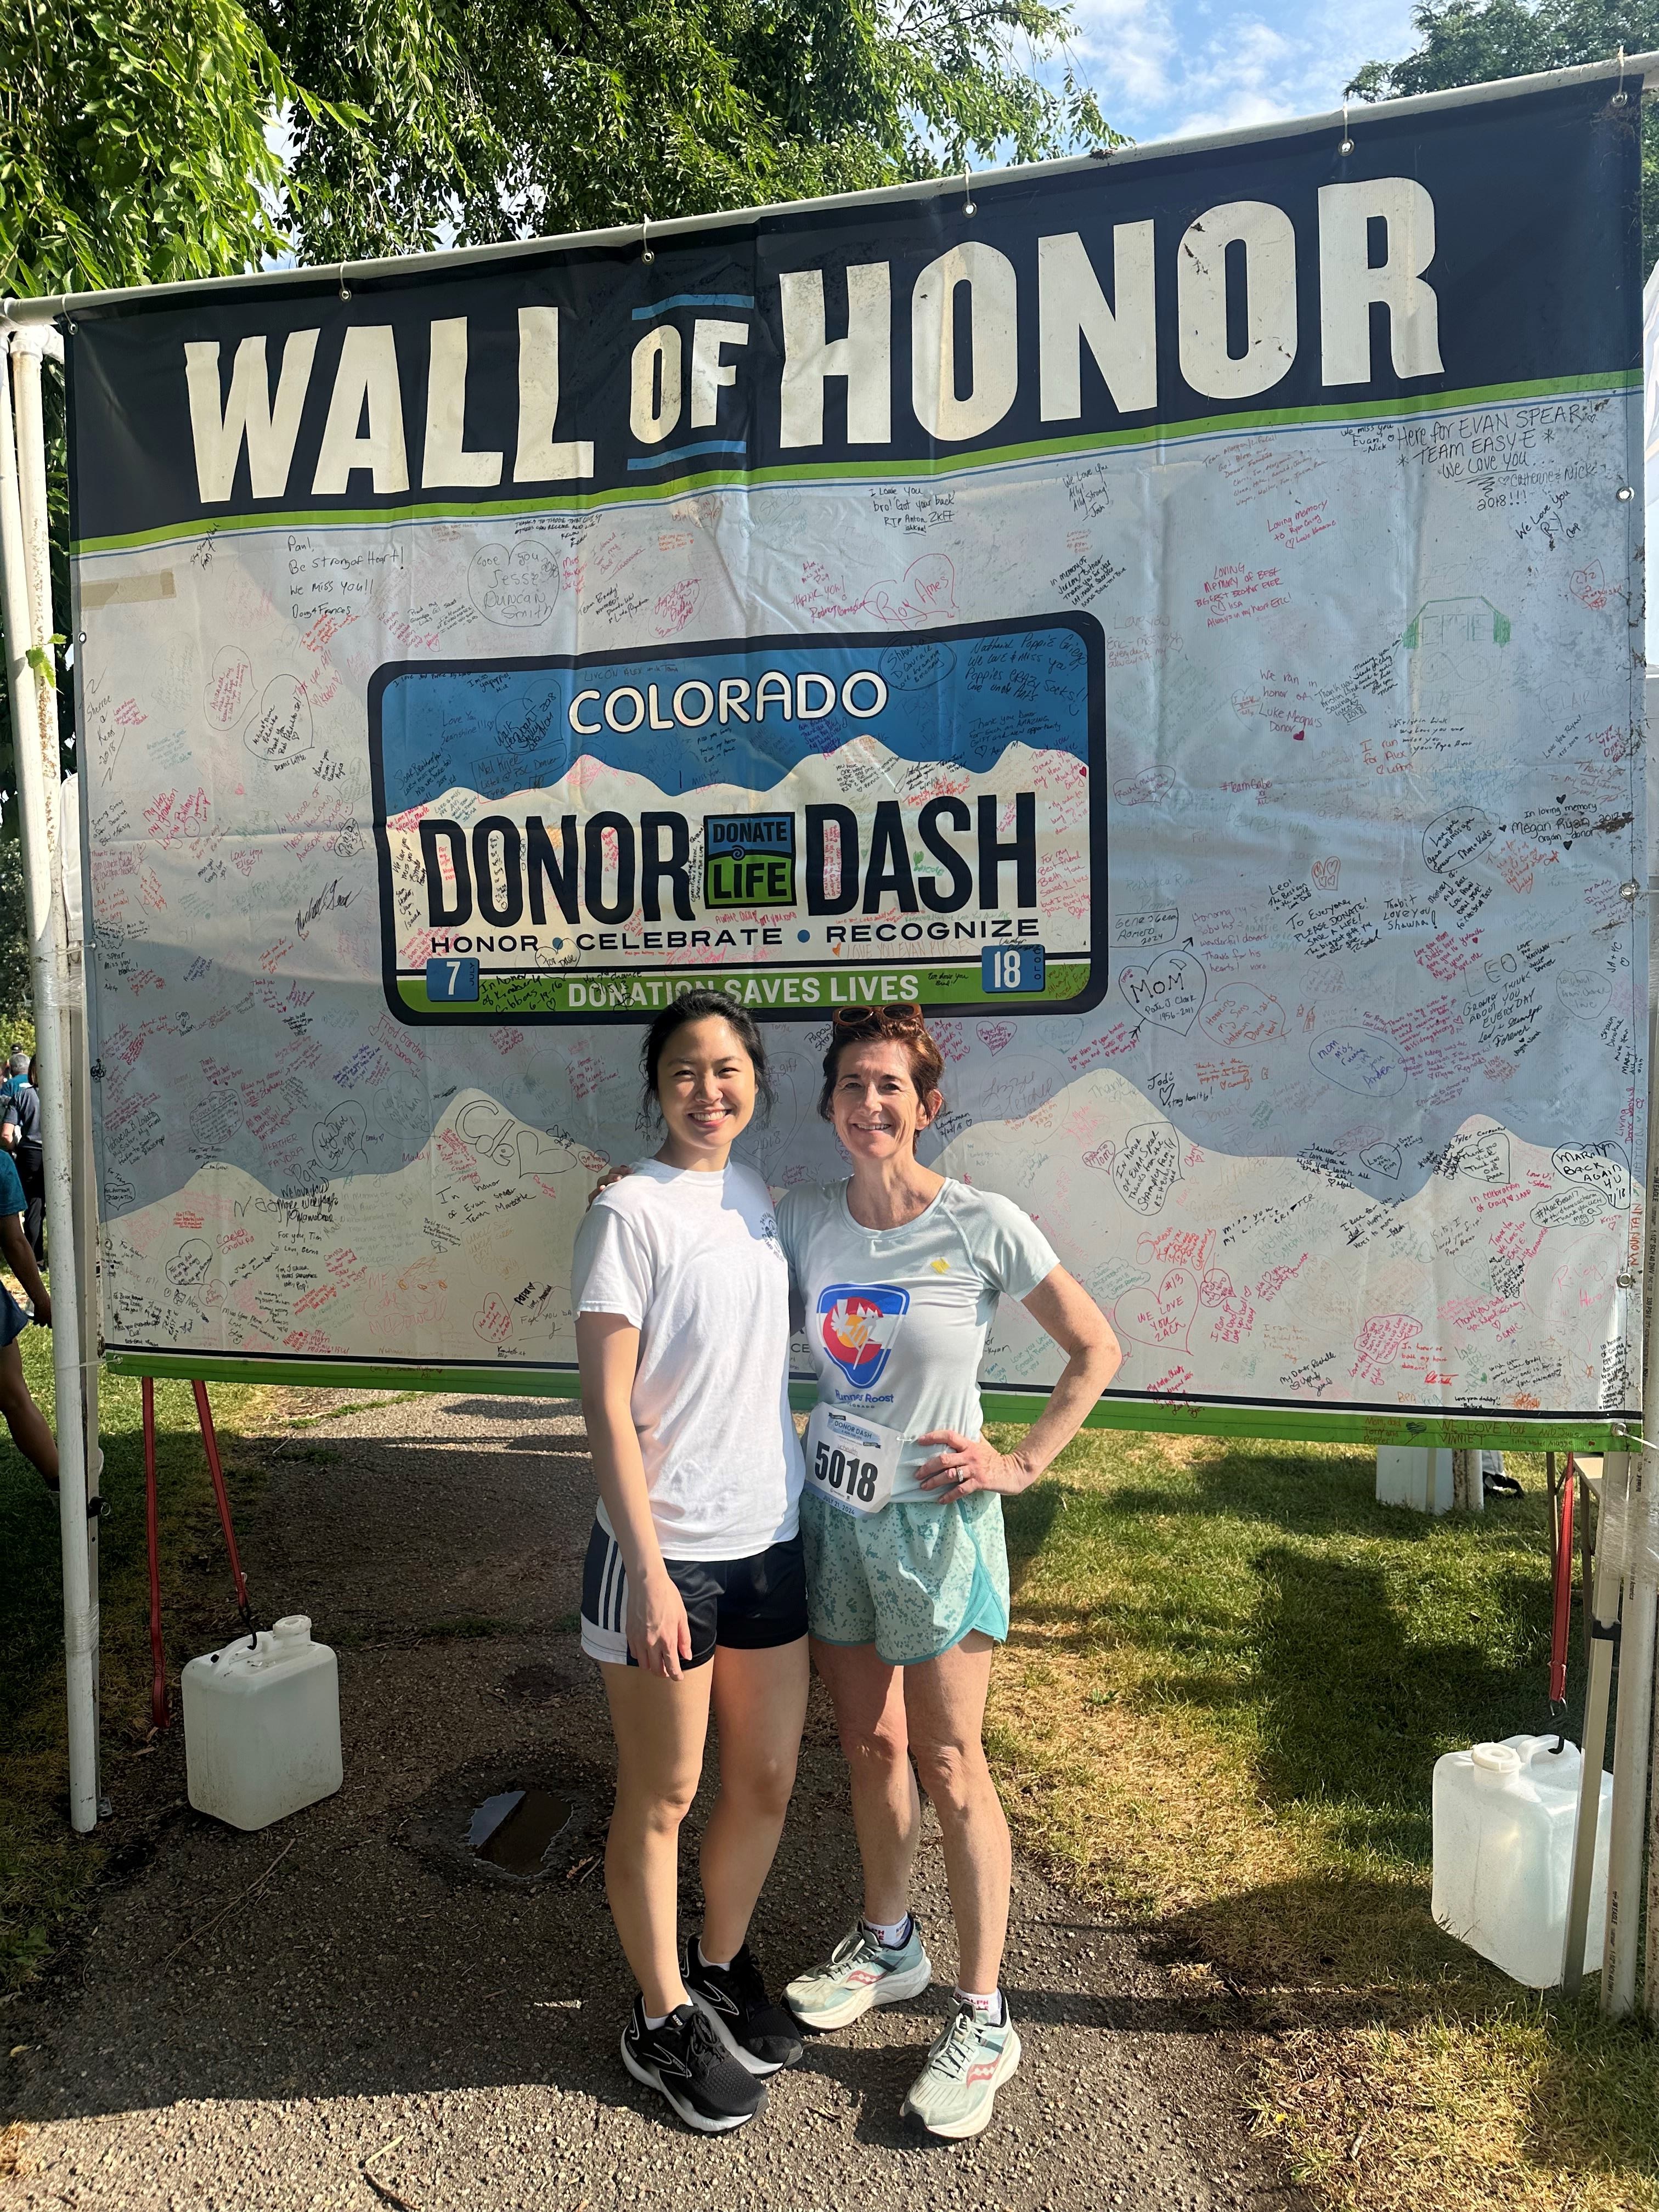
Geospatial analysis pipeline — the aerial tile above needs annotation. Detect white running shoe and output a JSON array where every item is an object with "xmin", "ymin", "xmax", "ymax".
[
  {"xmin": 901, "ymin": 2000, "xmax": 1022, "ymax": 2138},
  {"xmin": 784, "ymin": 1919, "xmax": 932, "ymax": 2030}
]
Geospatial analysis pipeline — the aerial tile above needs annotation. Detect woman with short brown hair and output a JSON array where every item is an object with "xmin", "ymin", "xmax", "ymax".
[{"xmin": 778, "ymin": 1004, "xmax": 1121, "ymax": 2140}]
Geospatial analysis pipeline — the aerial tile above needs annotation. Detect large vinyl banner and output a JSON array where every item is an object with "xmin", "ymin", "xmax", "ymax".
[{"xmin": 66, "ymin": 74, "xmax": 1646, "ymax": 1440}]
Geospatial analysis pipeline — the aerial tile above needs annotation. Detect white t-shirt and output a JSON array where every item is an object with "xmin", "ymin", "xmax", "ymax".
[
  {"xmin": 776, "ymin": 1178, "xmax": 1059, "ymax": 1505},
  {"xmin": 572, "ymin": 1158, "xmax": 804, "ymax": 1560}
]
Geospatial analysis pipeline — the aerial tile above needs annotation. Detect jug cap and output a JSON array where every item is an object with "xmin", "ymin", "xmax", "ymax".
[
  {"xmin": 1471, "ymin": 1741, "xmax": 1520, "ymax": 1779},
  {"xmin": 272, "ymin": 1615, "xmax": 312, "ymax": 1643}
]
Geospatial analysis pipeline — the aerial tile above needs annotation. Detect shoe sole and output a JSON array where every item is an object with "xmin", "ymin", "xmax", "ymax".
[
  {"xmin": 785, "ymin": 1948, "xmax": 933, "ymax": 2032},
  {"xmin": 902, "ymin": 2025, "xmax": 1022, "ymax": 2140},
  {"xmin": 686, "ymin": 1988, "xmax": 803, "ymax": 2078},
  {"xmin": 619, "ymin": 2029, "xmax": 764, "ymax": 2132}
]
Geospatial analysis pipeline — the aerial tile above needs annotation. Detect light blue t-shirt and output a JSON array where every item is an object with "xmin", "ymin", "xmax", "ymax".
[{"xmin": 776, "ymin": 1177, "xmax": 1059, "ymax": 1504}]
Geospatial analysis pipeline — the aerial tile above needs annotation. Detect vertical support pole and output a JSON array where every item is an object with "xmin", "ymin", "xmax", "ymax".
[
  {"xmin": 0, "ymin": 321, "xmax": 97, "ymax": 1831},
  {"xmin": 66, "ymin": 851, "xmax": 100, "ymax": 1785},
  {"xmin": 1564, "ymin": 1452, "xmax": 1626, "ymax": 1997},
  {"xmin": 1452, "ymin": 1448, "xmax": 1483, "ymax": 1512},
  {"xmin": 192, "ymin": 1381, "xmax": 251, "ymax": 1623},
  {"xmin": 1605, "ymin": 1448, "xmax": 1658, "ymax": 2012},
  {"xmin": 1647, "ymin": 1580, "xmax": 1659, "ymax": 2019},
  {"xmin": 142, "ymin": 1376, "xmax": 165, "ymax": 1732},
  {"xmin": 1582, "ymin": 1452, "xmax": 1598, "ymax": 1668}
]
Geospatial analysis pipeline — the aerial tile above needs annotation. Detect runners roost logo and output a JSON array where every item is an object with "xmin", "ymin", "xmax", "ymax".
[{"xmin": 817, "ymin": 1283, "xmax": 909, "ymax": 1391}]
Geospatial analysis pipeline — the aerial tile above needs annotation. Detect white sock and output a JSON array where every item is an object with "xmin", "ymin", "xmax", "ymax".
[
  {"xmin": 643, "ymin": 2008, "xmax": 669, "ymax": 2032},
  {"xmin": 862, "ymin": 1911, "xmax": 912, "ymax": 1950},
  {"xmin": 697, "ymin": 1940, "xmax": 735, "ymax": 1971},
  {"xmin": 955, "ymin": 1984, "xmax": 1003, "ymax": 2024}
]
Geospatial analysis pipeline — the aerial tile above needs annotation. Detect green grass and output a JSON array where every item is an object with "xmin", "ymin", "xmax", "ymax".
[
  {"xmin": 5, "ymin": 1362, "xmax": 1654, "ymax": 2206},
  {"xmin": 0, "ymin": 1323, "xmax": 271, "ymax": 1993},
  {"xmin": 985, "ymin": 1424, "xmax": 1659, "ymax": 2212}
]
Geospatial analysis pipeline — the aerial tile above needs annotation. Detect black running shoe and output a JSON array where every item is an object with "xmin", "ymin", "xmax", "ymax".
[
  {"xmin": 619, "ymin": 1997, "xmax": 766, "ymax": 2132},
  {"xmin": 683, "ymin": 1938, "xmax": 805, "ymax": 2075}
]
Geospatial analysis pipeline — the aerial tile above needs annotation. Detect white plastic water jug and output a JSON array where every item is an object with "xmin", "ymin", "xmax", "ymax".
[
  {"xmin": 182, "ymin": 1615, "xmax": 342, "ymax": 1831},
  {"xmin": 1432, "ymin": 1734, "xmax": 1611, "ymax": 1987}
]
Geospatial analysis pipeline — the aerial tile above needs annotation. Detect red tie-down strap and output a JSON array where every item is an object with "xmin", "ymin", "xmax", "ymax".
[{"xmin": 1550, "ymin": 1452, "xmax": 1578, "ymax": 1708}]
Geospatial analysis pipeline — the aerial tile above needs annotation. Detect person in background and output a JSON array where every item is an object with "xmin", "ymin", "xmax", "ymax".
[
  {"xmin": 0, "ymin": 1138, "xmax": 56, "ymax": 1489},
  {"xmin": 2, "ymin": 1053, "xmax": 44, "ymax": 1262}
]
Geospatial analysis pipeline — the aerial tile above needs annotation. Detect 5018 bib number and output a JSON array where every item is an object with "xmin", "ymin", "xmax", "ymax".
[
  {"xmin": 804, "ymin": 1403, "xmax": 902, "ymax": 1519},
  {"xmin": 814, "ymin": 1441, "xmax": 882, "ymax": 1504}
]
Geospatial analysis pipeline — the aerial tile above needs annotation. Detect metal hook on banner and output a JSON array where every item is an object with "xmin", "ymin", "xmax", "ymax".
[
  {"xmin": 1339, "ymin": 100, "xmax": 1354, "ymax": 156},
  {"xmin": 963, "ymin": 166, "xmax": 977, "ymax": 218},
  {"xmin": 1613, "ymin": 44, "xmax": 1629, "ymax": 105},
  {"xmin": 641, "ymin": 217, "xmax": 654, "ymax": 266},
  {"xmin": 337, "ymin": 263, "xmax": 352, "ymax": 301}
]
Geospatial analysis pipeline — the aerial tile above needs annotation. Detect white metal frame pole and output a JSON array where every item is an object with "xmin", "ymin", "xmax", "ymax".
[
  {"xmin": 1563, "ymin": 1453, "xmax": 1626, "ymax": 1997},
  {"xmin": 1603, "ymin": 1446, "xmax": 1657, "ymax": 2010},
  {"xmin": 1649, "ymin": 1465, "xmax": 1659, "ymax": 2018},
  {"xmin": 0, "ymin": 320, "xmax": 97, "ymax": 1833},
  {"xmin": 1604, "ymin": 662, "xmax": 1659, "ymax": 2007},
  {"xmin": 1647, "ymin": 679, "xmax": 1659, "ymax": 2022},
  {"xmin": 59, "ymin": 772, "xmax": 99, "ymax": 1779}
]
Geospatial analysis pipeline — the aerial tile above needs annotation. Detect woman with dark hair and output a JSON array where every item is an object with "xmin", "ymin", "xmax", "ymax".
[
  {"xmin": 778, "ymin": 1003, "xmax": 1121, "ymax": 2140},
  {"xmin": 572, "ymin": 989, "xmax": 809, "ymax": 2134}
]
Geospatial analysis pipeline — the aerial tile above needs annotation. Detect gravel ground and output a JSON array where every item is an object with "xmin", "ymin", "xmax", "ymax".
[{"xmin": 2, "ymin": 1391, "xmax": 1294, "ymax": 2211}]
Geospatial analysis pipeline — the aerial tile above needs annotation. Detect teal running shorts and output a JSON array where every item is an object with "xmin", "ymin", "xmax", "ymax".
[{"xmin": 800, "ymin": 1486, "xmax": 1010, "ymax": 1667}]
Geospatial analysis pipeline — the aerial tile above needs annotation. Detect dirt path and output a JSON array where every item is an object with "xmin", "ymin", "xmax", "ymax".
[{"xmin": 2, "ymin": 1391, "xmax": 1291, "ymax": 2211}]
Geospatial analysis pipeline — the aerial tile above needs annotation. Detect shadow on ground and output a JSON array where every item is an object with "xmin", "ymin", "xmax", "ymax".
[{"xmin": 0, "ymin": 1395, "xmax": 1289, "ymax": 2212}]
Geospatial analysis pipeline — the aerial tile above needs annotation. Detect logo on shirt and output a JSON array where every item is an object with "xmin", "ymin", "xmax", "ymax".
[{"xmin": 817, "ymin": 1283, "xmax": 910, "ymax": 1390}]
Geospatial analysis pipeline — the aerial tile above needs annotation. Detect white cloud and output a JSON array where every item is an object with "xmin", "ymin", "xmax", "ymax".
[
  {"xmin": 1058, "ymin": 0, "xmax": 1420, "ymax": 147},
  {"xmin": 1063, "ymin": 0, "xmax": 1181, "ymax": 112}
]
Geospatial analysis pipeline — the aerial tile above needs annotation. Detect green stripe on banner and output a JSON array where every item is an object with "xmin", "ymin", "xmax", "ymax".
[
  {"xmin": 1057, "ymin": 1400, "xmax": 1630, "ymax": 1451},
  {"xmin": 103, "ymin": 1350, "xmax": 1630, "ymax": 1450},
  {"xmin": 103, "ymin": 1350, "xmax": 589, "ymax": 1398},
  {"xmin": 395, "ymin": 958, "xmax": 1091, "ymax": 1018},
  {"xmin": 71, "ymin": 373, "xmax": 1639, "ymax": 556}
]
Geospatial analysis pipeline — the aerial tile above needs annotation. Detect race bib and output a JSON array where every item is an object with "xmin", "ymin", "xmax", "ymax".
[{"xmin": 805, "ymin": 1403, "xmax": 906, "ymax": 1519}]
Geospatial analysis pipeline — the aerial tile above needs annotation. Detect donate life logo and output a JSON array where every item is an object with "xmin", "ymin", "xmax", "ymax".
[{"xmin": 817, "ymin": 1284, "xmax": 910, "ymax": 1390}]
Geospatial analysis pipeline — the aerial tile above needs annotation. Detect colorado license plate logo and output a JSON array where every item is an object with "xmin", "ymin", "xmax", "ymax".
[{"xmin": 369, "ymin": 617, "xmax": 1105, "ymax": 1024}]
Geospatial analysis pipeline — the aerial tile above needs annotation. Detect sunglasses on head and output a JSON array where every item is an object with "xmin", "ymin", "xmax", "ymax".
[{"xmin": 830, "ymin": 1004, "xmax": 927, "ymax": 1036}]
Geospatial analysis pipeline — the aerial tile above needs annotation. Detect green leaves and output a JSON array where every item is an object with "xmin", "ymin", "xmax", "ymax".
[
  {"xmin": 1, "ymin": 0, "xmax": 1116, "ymax": 302},
  {"xmin": 1, "ymin": 0, "xmax": 298, "ymax": 295},
  {"xmin": 1350, "ymin": 0, "xmax": 1658, "ymax": 273},
  {"xmin": 252, "ymin": 0, "xmax": 1117, "ymax": 262}
]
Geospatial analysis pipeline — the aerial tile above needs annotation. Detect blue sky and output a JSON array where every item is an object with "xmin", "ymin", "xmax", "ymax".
[{"xmin": 1055, "ymin": 0, "xmax": 1423, "ymax": 144}]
